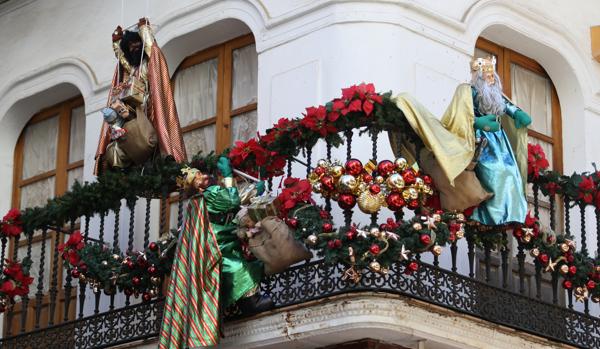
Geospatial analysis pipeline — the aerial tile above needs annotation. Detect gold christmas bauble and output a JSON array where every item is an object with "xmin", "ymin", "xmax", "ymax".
[
  {"xmin": 386, "ymin": 173, "xmax": 405, "ymax": 192},
  {"xmin": 408, "ymin": 188, "xmax": 419, "ymax": 200},
  {"xmin": 529, "ymin": 248, "xmax": 540, "ymax": 258},
  {"xmin": 455, "ymin": 229, "xmax": 465, "ymax": 239},
  {"xmin": 330, "ymin": 165, "xmax": 344, "ymax": 178},
  {"xmin": 368, "ymin": 260, "xmax": 381, "ymax": 273},
  {"xmin": 79, "ymin": 275, "xmax": 87, "ymax": 283},
  {"xmin": 375, "ymin": 176, "xmax": 384, "ymax": 184},
  {"xmin": 559, "ymin": 264, "xmax": 569, "ymax": 275},
  {"xmin": 456, "ymin": 213, "xmax": 465, "ymax": 222},
  {"xmin": 312, "ymin": 182, "xmax": 323, "ymax": 193},
  {"xmin": 308, "ymin": 172, "xmax": 320, "ymax": 183},
  {"xmin": 422, "ymin": 185, "xmax": 433, "ymax": 195},
  {"xmin": 592, "ymin": 296, "xmax": 600, "ymax": 303},
  {"xmin": 369, "ymin": 227, "xmax": 381, "ymax": 238},
  {"xmin": 431, "ymin": 245, "xmax": 443, "ymax": 256},
  {"xmin": 432, "ymin": 214, "xmax": 441, "ymax": 222},
  {"xmin": 337, "ymin": 175, "xmax": 358, "ymax": 193},
  {"xmin": 306, "ymin": 234, "xmax": 318, "ymax": 246},
  {"xmin": 414, "ymin": 177, "xmax": 424, "ymax": 189},
  {"xmin": 101, "ymin": 260, "xmax": 108, "ymax": 266},
  {"xmin": 402, "ymin": 189, "xmax": 411, "ymax": 200},
  {"xmin": 412, "ymin": 223, "xmax": 423, "ymax": 231},
  {"xmin": 395, "ymin": 157, "xmax": 408, "ymax": 171},
  {"xmin": 560, "ymin": 243, "xmax": 570, "ymax": 253},
  {"xmin": 151, "ymin": 276, "xmax": 161, "ymax": 285},
  {"xmin": 357, "ymin": 191, "xmax": 381, "ymax": 214},
  {"xmin": 595, "ymin": 265, "xmax": 600, "ymax": 273},
  {"xmin": 317, "ymin": 159, "xmax": 329, "ymax": 168}
]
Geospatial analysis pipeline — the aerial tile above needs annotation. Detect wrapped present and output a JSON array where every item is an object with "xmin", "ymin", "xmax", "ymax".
[{"xmin": 247, "ymin": 195, "xmax": 280, "ymax": 222}]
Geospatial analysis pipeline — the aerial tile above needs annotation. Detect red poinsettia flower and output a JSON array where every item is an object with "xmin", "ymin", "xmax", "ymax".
[
  {"xmin": 339, "ymin": 83, "xmax": 383, "ymax": 116},
  {"xmin": 0, "ymin": 280, "xmax": 15, "ymax": 295},
  {"xmin": 544, "ymin": 182, "xmax": 561, "ymax": 195},
  {"xmin": 527, "ymin": 143, "xmax": 549, "ymax": 179},
  {"xmin": 300, "ymin": 106, "xmax": 337, "ymax": 137},
  {"xmin": 277, "ymin": 178, "xmax": 313, "ymax": 216},
  {"xmin": 229, "ymin": 138, "xmax": 269, "ymax": 167},
  {"xmin": 1, "ymin": 209, "xmax": 23, "ymax": 237},
  {"xmin": 578, "ymin": 176, "xmax": 595, "ymax": 204}
]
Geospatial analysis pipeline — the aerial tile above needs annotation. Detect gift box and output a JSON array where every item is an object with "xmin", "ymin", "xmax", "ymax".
[{"xmin": 247, "ymin": 195, "xmax": 281, "ymax": 222}]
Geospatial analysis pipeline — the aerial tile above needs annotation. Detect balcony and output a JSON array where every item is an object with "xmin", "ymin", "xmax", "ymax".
[{"xmin": 1, "ymin": 91, "xmax": 599, "ymax": 349}]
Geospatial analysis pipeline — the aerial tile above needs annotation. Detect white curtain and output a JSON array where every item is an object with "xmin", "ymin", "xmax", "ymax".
[
  {"xmin": 20, "ymin": 177, "xmax": 55, "ymax": 209},
  {"xmin": 183, "ymin": 125, "xmax": 216, "ymax": 160},
  {"xmin": 173, "ymin": 58, "xmax": 218, "ymax": 127},
  {"xmin": 69, "ymin": 105, "xmax": 86, "ymax": 163},
  {"xmin": 231, "ymin": 110, "xmax": 258, "ymax": 145},
  {"xmin": 22, "ymin": 116, "xmax": 59, "ymax": 179},
  {"xmin": 511, "ymin": 64, "xmax": 553, "ymax": 136},
  {"xmin": 232, "ymin": 44, "xmax": 258, "ymax": 110}
]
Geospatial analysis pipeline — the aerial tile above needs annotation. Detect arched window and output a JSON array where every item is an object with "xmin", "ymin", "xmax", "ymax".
[
  {"xmin": 166, "ymin": 34, "xmax": 258, "ymax": 228},
  {"xmin": 9, "ymin": 96, "xmax": 85, "ymax": 332}
]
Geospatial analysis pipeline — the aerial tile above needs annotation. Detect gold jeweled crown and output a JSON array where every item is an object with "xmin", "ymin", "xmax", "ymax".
[{"xmin": 471, "ymin": 56, "xmax": 496, "ymax": 73}]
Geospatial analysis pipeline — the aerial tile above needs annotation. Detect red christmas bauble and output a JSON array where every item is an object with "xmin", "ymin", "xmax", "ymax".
[
  {"xmin": 369, "ymin": 244, "xmax": 381, "ymax": 255},
  {"xmin": 538, "ymin": 254, "xmax": 549, "ymax": 265},
  {"xmin": 569, "ymin": 265, "xmax": 577, "ymax": 275},
  {"xmin": 149, "ymin": 242, "xmax": 158, "ymax": 252},
  {"xmin": 334, "ymin": 239, "xmax": 342, "ymax": 248},
  {"xmin": 419, "ymin": 234, "xmax": 431, "ymax": 246},
  {"xmin": 142, "ymin": 292, "xmax": 152, "ymax": 302},
  {"xmin": 423, "ymin": 175, "xmax": 433, "ymax": 185},
  {"xmin": 314, "ymin": 167, "xmax": 326, "ymax": 176},
  {"xmin": 322, "ymin": 223, "xmax": 333, "ymax": 233},
  {"xmin": 2, "ymin": 268, "xmax": 9, "ymax": 275},
  {"xmin": 132, "ymin": 277, "xmax": 141, "ymax": 286},
  {"xmin": 148, "ymin": 266, "xmax": 157, "ymax": 275},
  {"xmin": 338, "ymin": 194, "xmax": 357, "ymax": 209},
  {"xmin": 377, "ymin": 160, "xmax": 395, "ymax": 177},
  {"xmin": 401, "ymin": 169, "xmax": 416, "ymax": 185},
  {"xmin": 345, "ymin": 159, "xmax": 363, "ymax": 176},
  {"xmin": 327, "ymin": 240, "xmax": 336, "ymax": 249},
  {"xmin": 287, "ymin": 218, "xmax": 298, "ymax": 228},
  {"xmin": 587, "ymin": 280, "xmax": 596, "ymax": 289},
  {"xmin": 124, "ymin": 288, "xmax": 133, "ymax": 296},
  {"xmin": 369, "ymin": 184, "xmax": 381, "ymax": 194},
  {"xmin": 320, "ymin": 210, "xmax": 330, "ymax": 219},
  {"xmin": 79, "ymin": 263, "xmax": 88, "ymax": 273},
  {"xmin": 567, "ymin": 254, "xmax": 575, "ymax": 263},
  {"xmin": 408, "ymin": 199, "xmax": 419, "ymax": 210},
  {"xmin": 362, "ymin": 174, "xmax": 373, "ymax": 183},
  {"xmin": 562, "ymin": 280, "xmax": 572, "ymax": 289},
  {"xmin": 345, "ymin": 231, "xmax": 356, "ymax": 240},
  {"xmin": 408, "ymin": 261, "xmax": 419, "ymax": 272},
  {"xmin": 320, "ymin": 175, "xmax": 336, "ymax": 191},
  {"xmin": 379, "ymin": 223, "xmax": 390, "ymax": 231},
  {"xmin": 71, "ymin": 269, "xmax": 80, "ymax": 278},
  {"xmin": 126, "ymin": 260, "xmax": 135, "ymax": 270},
  {"xmin": 386, "ymin": 193, "xmax": 405, "ymax": 211},
  {"xmin": 513, "ymin": 229, "xmax": 523, "ymax": 238}
]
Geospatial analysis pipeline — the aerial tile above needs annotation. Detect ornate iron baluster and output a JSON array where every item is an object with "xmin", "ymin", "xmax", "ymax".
[
  {"xmin": 6, "ymin": 235, "xmax": 20, "ymax": 336},
  {"xmin": 584, "ymin": 299, "xmax": 589, "ymax": 315},
  {"xmin": 533, "ymin": 183, "xmax": 540, "ymax": 219},
  {"xmin": 551, "ymin": 272, "xmax": 558, "ymax": 305},
  {"xmin": 484, "ymin": 241, "xmax": 491, "ymax": 283},
  {"xmin": 177, "ymin": 190, "xmax": 185, "ymax": 229},
  {"xmin": 95, "ymin": 214, "xmax": 105, "ymax": 315},
  {"xmin": 564, "ymin": 198, "xmax": 571, "ymax": 236},
  {"xmin": 344, "ymin": 131, "xmax": 354, "ymax": 227},
  {"xmin": 127, "ymin": 199, "xmax": 136, "ymax": 252},
  {"xmin": 0, "ymin": 236, "xmax": 6, "ymax": 270},
  {"xmin": 110, "ymin": 207, "xmax": 121, "ymax": 311},
  {"xmin": 370, "ymin": 132, "xmax": 379, "ymax": 227},
  {"xmin": 534, "ymin": 261, "xmax": 542, "ymax": 299},
  {"xmin": 35, "ymin": 228, "xmax": 48, "ymax": 328},
  {"xmin": 63, "ymin": 224, "xmax": 74, "ymax": 323},
  {"xmin": 20, "ymin": 231, "xmax": 33, "ymax": 333},
  {"xmin": 501, "ymin": 232, "xmax": 509, "ymax": 289},
  {"xmin": 287, "ymin": 160, "xmax": 292, "ymax": 177},
  {"xmin": 517, "ymin": 242, "xmax": 526, "ymax": 294},
  {"xmin": 48, "ymin": 230, "xmax": 61, "ymax": 326},
  {"xmin": 567, "ymin": 288, "xmax": 573, "ymax": 309},
  {"xmin": 143, "ymin": 197, "xmax": 151, "ymax": 250},
  {"xmin": 157, "ymin": 193, "xmax": 167, "ymax": 246},
  {"xmin": 84, "ymin": 214, "xmax": 90, "ymax": 240},
  {"xmin": 467, "ymin": 234, "xmax": 475, "ymax": 278},
  {"xmin": 450, "ymin": 240, "xmax": 457, "ymax": 273},
  {"xmin": 549, "ymin": 194, "xmax": 556, "ymax": 231},
  {"xmin": 579, "ymin": 204, "xmax": 588, "ymax": 256},
  {"xmin": 306, "ymin": 147, "xmax": 312, "ymax": 178}
]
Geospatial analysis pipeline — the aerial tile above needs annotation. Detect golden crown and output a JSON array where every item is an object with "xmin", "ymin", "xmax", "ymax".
[{"xmin": 471, "ymin": 56, "xmax": 496, "ymax": 73}]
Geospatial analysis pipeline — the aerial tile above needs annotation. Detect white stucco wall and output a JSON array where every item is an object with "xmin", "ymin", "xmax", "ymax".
[{"xmin": 1, "ymin": 0, "xmax": 599, "ymax": 324}]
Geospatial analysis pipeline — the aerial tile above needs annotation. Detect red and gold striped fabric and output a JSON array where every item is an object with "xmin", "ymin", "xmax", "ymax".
[{"xmin": 159, "ymin": 197, "xmax": 222, "ymax": 348}]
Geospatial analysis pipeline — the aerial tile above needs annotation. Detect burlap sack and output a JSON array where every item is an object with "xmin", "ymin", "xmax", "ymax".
[
  {"xmin": 420, "ymin": 150, "xmax": 492, "ymax": 211},
  {"xmin": 249, "ymin": 217, "xmax": 312, "ymax": 275},
  {"xmin": 112, "ymin": 110, "xmax": 157, "ymax": 166}
]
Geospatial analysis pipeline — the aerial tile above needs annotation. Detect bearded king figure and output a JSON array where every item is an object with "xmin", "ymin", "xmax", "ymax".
[
  {"xmin": 390, "ymin": 56, "xmax": 531, "ymax": 226},
  {"xmin": 94, "ymin": 18, "xmax": 186, "ymax": 174}
]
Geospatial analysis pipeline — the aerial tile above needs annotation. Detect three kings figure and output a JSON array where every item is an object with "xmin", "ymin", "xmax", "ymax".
[{"xmin": 390, "ymin": 56, "xmax": 532, "ymax": 226}]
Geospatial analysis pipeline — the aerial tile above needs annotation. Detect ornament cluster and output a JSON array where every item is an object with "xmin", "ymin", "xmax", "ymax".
[{"xmin": 308, "ymin": 158, "xmax": 433, "ymax": 214}]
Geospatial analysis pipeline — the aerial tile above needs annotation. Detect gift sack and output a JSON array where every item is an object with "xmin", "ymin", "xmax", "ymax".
[
  {"xmin": 249, "ymin": 217, "xmax": 312, "ymax": 275},
  {"xmin": 247, "ymin": 196, "xmax": 281, "ymax": 223},
  {"xmin": 109, "ymin": 110, "xmax": 157, "ymax": 167}
]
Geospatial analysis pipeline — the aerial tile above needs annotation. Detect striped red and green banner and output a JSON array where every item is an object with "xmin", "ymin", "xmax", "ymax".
[{"xmin": 159, "ymin": 197, "xmax": 222, "ymax": 348}]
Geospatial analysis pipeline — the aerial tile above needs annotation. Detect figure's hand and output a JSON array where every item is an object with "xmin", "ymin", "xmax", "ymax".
[
  {"xmin": 513, "ymin": 109, "xmax": 532, "ymax": 129},
  {"xmin": 474, "ymin": 114, "xmax": 500, "ymax": 132},
  {"xmin": 255, "ymin": 181, "xmax": 266, "ymax": 196},
  {"xmin": 217, "ymin": 156, "xmax": 233, "ymax": 177}
]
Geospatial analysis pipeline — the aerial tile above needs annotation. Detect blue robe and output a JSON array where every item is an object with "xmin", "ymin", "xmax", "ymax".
[{"xmin": 471, "ymin": 88, "xmax": 527, "ymax": 225}]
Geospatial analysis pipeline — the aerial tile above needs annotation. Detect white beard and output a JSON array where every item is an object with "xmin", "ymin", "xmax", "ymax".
[{"xmin": 471, "ymin": 71, "xmax": 506, "ymax": 116}]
